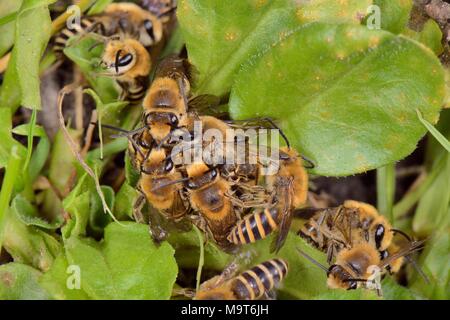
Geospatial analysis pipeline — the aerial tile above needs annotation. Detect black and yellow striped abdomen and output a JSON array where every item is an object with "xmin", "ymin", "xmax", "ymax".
[
  {"xmin": 227, "ymin": 207, "xmax": 279, "ymax": 245},
  {"xmin": 53, "ymin": 17, "xmax": 98, "ymax": 58},
  {"xmin": 231, "ymin": 259, "xmax": 288, "ymax": 300}
]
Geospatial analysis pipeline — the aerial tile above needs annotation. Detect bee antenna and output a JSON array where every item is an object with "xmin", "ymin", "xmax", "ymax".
[
  {"xmin": 404, "ymin": 255, "xmax": 430, "ymax": 284},
  {"xmin": 157, "ymin": 6, "xmax": 177, "ymax": 18},
  {"xmin": 300, "ymin": 154, "xmax": 316, "ymax": 169},
  {"xmin": 390, "ymin": 228, "xmax": 412, "ymax": 242},
  {"xmin": 296, "ymin": 248, "xmax": 328, "ymax": 272}
]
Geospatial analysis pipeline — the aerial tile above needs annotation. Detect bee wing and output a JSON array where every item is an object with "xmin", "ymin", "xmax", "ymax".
[
  {"xmin": 379, "ymin": 240, "xmax": 426, "ymax": 269},
  {"xmin": 188, "ymin": 95, "xmax": 226, "ymax": 117},
  {"xmin": 270, "ymin": 182, "xmax": 294, "ymax": 253}
]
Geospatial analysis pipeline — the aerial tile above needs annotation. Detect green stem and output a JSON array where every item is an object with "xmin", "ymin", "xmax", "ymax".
[
  {"xmin": 393, "ymin": 154, "xmax": 446, "ymax": 221},
  {"xmin": 376, "ymin": 164, "xmax": 396, "ymax": 224},
  {"xmin": 193, "ymin": 226, "xmax": 205, "ymax": 292}
]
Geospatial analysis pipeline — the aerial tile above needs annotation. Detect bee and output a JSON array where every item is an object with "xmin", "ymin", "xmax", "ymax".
[
  {"xmin": 53, "ymin": 2, "xmax": 163, "ymax": 58},
  {"xmin": 179, "ymin": 160, "xmax": 241, "ymax": 253},
  {"xmin": 297, "ymin": 200, "xmax": 394, "ymax": 263},
  {"xmin": 227, "ymin": 147, "xmax": 309, "ymax": 253},
  {"xmin": 141, "ymin": 55, "xmax": 192, "ymax": 143},
  {"xmin": 99, "ymin": 38, "xmax": 151, "ymax": 103},
  {"xmin": 298, "ymin": 240, "xmax": 425, "ymax": 295},
  {"xmin": 140, "ymin": 0, "xmax": 177, "ymax": 23},
  {"xmin": 195, "ymin": 259, "xmax": 289, "ymax": 300},
  {"xmin": 139, "ymin": 146, "xmax": 190, "ymax": 223}
]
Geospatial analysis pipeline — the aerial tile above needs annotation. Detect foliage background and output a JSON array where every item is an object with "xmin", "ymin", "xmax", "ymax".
[{"xmin": 0, "ymin": 0, "xmax": 448, "ymax": 300}]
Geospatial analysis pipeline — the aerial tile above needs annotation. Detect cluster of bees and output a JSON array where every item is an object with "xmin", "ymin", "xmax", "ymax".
[{"xmin": 52, "ymin": 1, "xmax": 426, "ymax": 300}]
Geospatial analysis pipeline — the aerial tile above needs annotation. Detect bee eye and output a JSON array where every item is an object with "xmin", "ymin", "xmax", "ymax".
[
  {"xmin": 348, "ymin": 282, "xmax": 357, "ymax": 290},
  {"xmin": 144, "ymin": 19, "xmax": 154, "ymax": 41},
  {"xmin": 164, "ymin": 159, "xmax": 173, "ymax": 172},
  {"xmin": 210, "ymin": 169, "xmax": 217, "ymax": 179},
  {"xmin": 117, "ymin": 53, "xmax": 133, "ymax": 67},
  {"xmin": 186, "ymin": 180, "xmax": 196, "ymax": 189},
  {"xmin": 144, "ymin": 113, "xmax": 152, "ymax": 125},
  {"xmin": 375, "ymin": 224, "xmax": 385, "ymax": 249},
  {"xmin": 379, "ymin": 250, "xmax": 388, "ymax": 260},
  {"xmin": 169, "ymin": 114, "xmax": 179, "ymax": 126}
]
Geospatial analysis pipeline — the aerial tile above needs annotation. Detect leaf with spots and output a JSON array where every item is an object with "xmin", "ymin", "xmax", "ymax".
[
  {"xmin": 229, "ymin": 23, "xmax": 445, "ymax": 176},
  {"xmin": 178, "ymin": 0, "xmax": 299, "ymax": 96},
  {"xmin": 0, "ymin": 263, "xmax": 51, "ymax": 300},
  {"xmin": 178, "ymin": 0, "xmax": 373, "ymax": 97}
]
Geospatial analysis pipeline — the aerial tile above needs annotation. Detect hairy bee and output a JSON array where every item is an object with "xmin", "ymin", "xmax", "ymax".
[
  {"xmin": 195, "ymin": 259, "xmax": 289, "ymax": 300},
  {"xmin": 297, "ymin": 200, "xmax": 394, "ymax": 263},
  {"xmin": 228, "ymin": 147, "xmax": 309, "ymax": 253},
  {"xmin": 53, "ymin": 2, "xmax": 163, "ymax": 57},
  {"xmin": 298, "ymin": 240, "xmax": 425, "ymax": 295},
  {"xmin": 141, "ymin": 54, "xmax": 192, "ymax": 143},
  {"xmin": 141, "ymin": 0, "xmax": 177, "ymax": 22},
  {"xmin": 100, "ymin": 38, "xmax": 151, "ymax": 103},
  {"xmin": 139, "ymin": 146, "xmax": 190, "ymax": 222},
  {"xmin": 180, "ymin": 160, "xmax": 241, "ymax": 253}
]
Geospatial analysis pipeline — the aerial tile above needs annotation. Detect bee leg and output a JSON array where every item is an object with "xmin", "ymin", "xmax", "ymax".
[
  {"xmin": 326, "ymin": 245, "xmax": 334, "ymax": 265},
  {"xmin": 132, "ymin": 193, "xmax": 147, "ymax": 224},
  {"xmin": 172, "ymin": 288, "xmax": 195, "ymax": 299},
  {"xmin": 263, "ymin": 290, "xmax": 277, "ymax": 300},
  {"xmin": 213, "ymin": 261, "xmax": 239, "ymax": 287},
  {"xmin": 147, "ymin": 208, "xmax": 170, "ymax": 244}
]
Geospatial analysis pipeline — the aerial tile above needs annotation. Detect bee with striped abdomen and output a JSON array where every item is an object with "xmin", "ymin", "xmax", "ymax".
[
  {"xmin": 228, "ymin": 147, "xmax": 309, "ymax": 253},
  {"xmin": 53, "ymin": 2, "xmax": 163, "ymax": 58},
  {"xmin": 195, "ymin": 259, "xmax": 289, "ymax": 300}
]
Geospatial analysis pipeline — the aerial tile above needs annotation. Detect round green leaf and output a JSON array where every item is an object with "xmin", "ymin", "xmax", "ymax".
[
  {"xmin": 178, "ymin": 0, "xmax": 298, "ymax": 96},
  {"xmin": 178, "ymin": 0, "xmax": 371, "ymax": 96},
  {"xmin": 65, "ymin": 222, "xmax": 178, "ymax": 299},
  {"xmin": 229, "ymin": 23, "xmax": 445, "ymax": 176}
]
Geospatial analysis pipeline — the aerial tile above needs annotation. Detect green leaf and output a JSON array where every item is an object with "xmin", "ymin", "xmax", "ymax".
[
  {"xmin": 89, "ymin": 185, "xmax": 115, "ymax": 235},
  {"xmin": 63, "ymin": 189, "xmax": 90, "ymax": 238},
  {"xmin": 114, "ymin": 183, "xmax": 139, "ymax": 220},
  {"xmin": 229, "ymin": 23, "xmax": 445, "ymax": 176},
  {"xmin": 64, "ymin": 222, "xmax": 178, "ymax": 299},
  {"xmin": 48, "ymin": 128, "xmax": 82, "ymax": 192},
  {"xmin": 0, "ymin": 145, "xmax": 23, "ymax": 249},
  {"xmin": 0, "ymin": 0, "xmax": 23, "ymax": 57},
  {"xmin": 0, "ymin": 108, "xmax": 26, "ymax": 169},
  {"xmin": 314, "ymin": 289, "xmax": 379, "ymax": 300},
  {"xmin": 404, "ymin": 20, "xmax": 444, "ymax": 56},
  {"xmin": 381, "ymin": 277, "xmax": 421, "ymax": 300},
  {"xmin": 417, "ymin": 109, "xmax": 450, "ymax": 153},
  {"xmin": 87, "ymin": 0, "xmax": 113, "ymax": 15},
  {"xmin": 297, "ymin": 0, "xmax": 372, "ymax": 25},
  {"xmin": 39, "ymin": 254, "xmax": 90, "ymax": 300},
  {"xmin": 167, "ymin": 229, "xmax": 232, "ymax": 271},
  {"xmin": 14, "ymin": 1, "xmax": 52, "ymax": 110},
  {"xmin": 374, "ymin": 0, "xmax": 412, "ymax": 34},
  {"xmin": 0, "ymin": 263, "xmax": 50, "ymax": 300},
  {"xmin": 178, "ymin": 0, "xmax": 299, "ymax": 96},
  {"xmin": 2, "ymin": 212, "xmax": 61, "ymax": 272},
  {"xmin": 11, "ymin": 194, "xmax": 64, "ymax": 229},
  {"xmin": 409, "ymin": 228, "xmax": 450, "ymax": 300},
  {"xmin": 414, "ymin": 155, "xmax": 450, "ymax": 235}
]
